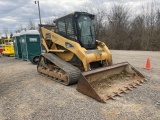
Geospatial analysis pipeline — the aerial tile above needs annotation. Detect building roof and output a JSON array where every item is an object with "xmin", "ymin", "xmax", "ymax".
[{"xmin": 19, "ymin": 30, "xmax": 40, "ymax": 35}]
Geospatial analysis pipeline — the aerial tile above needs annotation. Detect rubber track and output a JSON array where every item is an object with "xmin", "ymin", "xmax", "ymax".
[{"xmin": 37, "ymin": 53, "xmax": 81, "ymax": 85}]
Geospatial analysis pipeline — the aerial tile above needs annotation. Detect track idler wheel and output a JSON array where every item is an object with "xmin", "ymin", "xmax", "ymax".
[{"xmin": 30, "ymin": 56, "xmax": 39, "ymax": 65}]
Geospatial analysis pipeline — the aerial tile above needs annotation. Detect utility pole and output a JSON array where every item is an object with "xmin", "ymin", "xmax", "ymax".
[{"xmin": 35, "ymin": 1, "xmax": 42, "ymax": 24}]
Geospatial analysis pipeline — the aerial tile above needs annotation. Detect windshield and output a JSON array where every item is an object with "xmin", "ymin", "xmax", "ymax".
[{"xmin": 77, "ymin": 15, "xmax": 95, "ymax": 48}]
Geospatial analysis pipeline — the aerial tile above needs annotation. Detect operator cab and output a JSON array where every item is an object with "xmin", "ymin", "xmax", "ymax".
[{"xmin": 54, "ymin": 12, "xmax": 96, "ymax": 49}]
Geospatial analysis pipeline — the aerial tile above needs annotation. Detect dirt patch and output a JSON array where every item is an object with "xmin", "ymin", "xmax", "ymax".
[
  {"xmin": 89, "ymin": 70, "xmax": 141, "ymax": 99},
  {"xmin": 101, "ymin": 109, "xmax": 120, "ymax": 120},
  {"xmin": 90, "ymin": 70, "xmax": 135, "ymax": 88}
]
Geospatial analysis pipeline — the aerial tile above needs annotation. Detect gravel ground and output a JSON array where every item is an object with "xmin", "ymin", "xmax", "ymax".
[{"xmin": 0, "ymin": 50, "xmax": 160, "ymax": 120}]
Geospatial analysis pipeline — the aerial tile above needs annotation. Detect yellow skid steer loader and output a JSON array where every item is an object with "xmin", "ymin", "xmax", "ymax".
[
  {"xmin": 2, "ymin": 38, "xmax": 14, "ymax": 57},
  {"xmin": 37, "ymin": 12, "xmax": 145, "ymax": 102}
]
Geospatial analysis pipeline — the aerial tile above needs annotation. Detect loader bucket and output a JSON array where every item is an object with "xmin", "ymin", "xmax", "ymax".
[{"xmin": 76, "ymin": 62, "xmax": 145, "ymax": 102}]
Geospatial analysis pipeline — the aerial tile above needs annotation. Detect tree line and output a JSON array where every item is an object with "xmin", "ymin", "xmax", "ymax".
[
  {"xmin": 1, "ymin": 2, "xmax": 160, "ymax": 51},
  {"xmin": 83, "ymin": 2, "xmax": 160, "ymax": 51},
  {"xmin": 0, "ymin": 20, "xmax": 36, "ymax": 44}
]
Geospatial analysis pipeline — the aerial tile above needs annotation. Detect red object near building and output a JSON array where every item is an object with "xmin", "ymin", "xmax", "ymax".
[{"xmin": 0, "ymin": 45, "xmax": 3, "ymax": 54}]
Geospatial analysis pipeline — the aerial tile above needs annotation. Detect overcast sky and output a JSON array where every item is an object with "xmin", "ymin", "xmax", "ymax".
[{"xmin": 0, "ymin": 0, "xmax": 159, "ymax": 35}]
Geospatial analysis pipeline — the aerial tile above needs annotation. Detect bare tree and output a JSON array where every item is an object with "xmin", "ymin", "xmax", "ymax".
[
  {"xmin": 141, "ymin": 1, "xmax": 158, "ymax": 50},
  {"xmin": 10, "ymin": 33, "xmax": 13, "ymax": 38},
  {"xmin": 129, "ymin": 15, "xmax": 145, "ymax": 50},
  {"xmin": 107, "ymin": 5, "xmax": 130, "ymax": 49},
  {"xmin": 27, "ymin": 20, "xmax": 36, "ymax": 30},
  {"xmin": 3, "ymin": 26, "xmax": 8, "ymax": 38},
  {"xmin": 15, "ymin": 24, "xmax": 26, "ymax": 33},
  {"xmin": 156, "ymin": 9, "xmax": 160, "ymax": 32},
  {"xmin": 44, "ymin": 19, "xmax": 54, "ymax": 25},
  {"xmin": 80, "ymin": 1, "xmax": 160, "ymax": 51}
]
